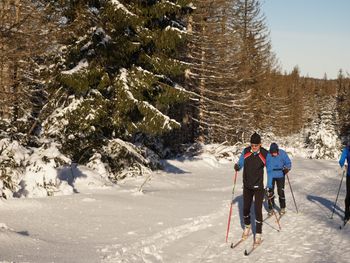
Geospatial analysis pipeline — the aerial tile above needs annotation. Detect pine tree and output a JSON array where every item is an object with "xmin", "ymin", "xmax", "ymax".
[
  {"xmin": 231, "ymin": 0, "xmax": 275, "ymax": 133},
  {"xmin": 0, "ymin": 0, "xmax": 56, "ymax": 135},
  {"xmin": 336, "ymin": 69, "xmax": 350, "ymax": 141},
  {"xmin": 186, "ymin": 0, "xmax": 275, "ymax": 143},
  {"xmin": 306, "ymin": 95, "xmax": 340, "ymax": 159},
  {"xmin": 185, "ymin": 0, "xmax": 243, "ymax": 143},
  {"xmin": 41, "ymin": 0, "xmax": 192, "ymax": 163}
]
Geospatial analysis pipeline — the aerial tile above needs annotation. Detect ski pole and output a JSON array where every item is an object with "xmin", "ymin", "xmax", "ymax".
[
  {"xmin": 226, "ymin": 170, "xmax": 238, "ymax": 243},
  {"xmin": 286, "ymin": 173, "xmax": 299, "ymax": 214},
  {"xmin": 331, "ymin": 169, "xmax": 346, "ymax": 219}
]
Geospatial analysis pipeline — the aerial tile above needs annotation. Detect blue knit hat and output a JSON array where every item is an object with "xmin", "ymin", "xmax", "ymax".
[{"xmin": 269, "ymin": 143, "xmax": 279, "ymax": 153}]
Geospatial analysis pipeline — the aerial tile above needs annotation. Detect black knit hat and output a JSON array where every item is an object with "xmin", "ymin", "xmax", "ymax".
[{"xmin": 250, "ymin": 132, "xmax": 261, "ymax": 144}]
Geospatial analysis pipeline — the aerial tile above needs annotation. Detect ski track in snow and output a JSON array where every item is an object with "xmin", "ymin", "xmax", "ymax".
[
  {"xmin": 99, "ymin": 200, "xmax": 228, "ymax": 263},
  {"xmin": 1, "ymin": 157, "xmax": 350, "ymax": 262},
  {"xmin": 98, "ymin": 157, "xmax": 350, "ymax": 263}
]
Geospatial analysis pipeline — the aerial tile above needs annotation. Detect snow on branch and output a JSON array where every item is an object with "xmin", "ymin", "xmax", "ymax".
[
  {"xmin": 118, "ymin": 69, "xmax": 180, "ymax": 132},
  {"xmin": 111, "ymin": 0, "xmax": 136, "ymax": 16},
  {"xmin": 61, "ymin": 59, "xmax": 89, "ymax": 75}
]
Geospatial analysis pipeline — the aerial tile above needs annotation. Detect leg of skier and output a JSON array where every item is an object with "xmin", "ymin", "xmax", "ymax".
[
  {"xmin": 268, "ymin": 179, "xmax": 276, "ymax": 216},
  {"xmin": 276, "ymin": 177, "xmax": 286, "ymax": 215},
  {"xmin": 345, "ymin": 176, "xmax": 350, "ymax": 221},
  {"xmin": 242, "ymin": 187, "xmax": 254, "ymax": 239},
  {"xmin": 254, "ymin": 188, "xmax": 264, "ymax": 245}
]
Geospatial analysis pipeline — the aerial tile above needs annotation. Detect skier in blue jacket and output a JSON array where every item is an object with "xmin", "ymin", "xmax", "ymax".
[
  {"xmin": 339, "ymin": 144, "xmax": 350, "ymax": 221},
  {"xmin": 266, "ymin": 143, "xmax": 292, "ymax": 216}
]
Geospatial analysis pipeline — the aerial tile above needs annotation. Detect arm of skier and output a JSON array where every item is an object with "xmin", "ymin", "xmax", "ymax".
[
  {"xmin": 235, "ymin": 150, "xmax": 245, "ymax": 171},
  {"xmin": 279, "ymin": 151, "xmax": 291, "ymax": 175},
  {"xmin": 339, "ymin": 148, "xmax": 348, "ymax": 168}
]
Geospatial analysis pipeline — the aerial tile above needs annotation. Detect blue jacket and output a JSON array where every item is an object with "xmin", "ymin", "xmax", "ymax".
[
  {"xmin": 339, "ymin": 146, "xmax": 350, "ymax": 176},
  {"xmin": 266, "ymin": 149, "xmax": 292, "ymax": 188}
]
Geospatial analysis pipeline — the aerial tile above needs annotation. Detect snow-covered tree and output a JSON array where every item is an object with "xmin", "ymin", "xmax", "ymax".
[
  {"xmin": 40, "ymin": 0, "xmax": 192, "ymax": 171},
  {"xmin": 185, "ymin": 0, "xmax": 276, "ymax": 144},
  {"xmin": 305, "ymin": 95, "xmax": 341, "ymax": 159},
  {"xmin": 336, "ymin": 70, "xmax": 350, "ymax": 142},
  {"xmin": 0, "ymin": 0, "xmax": 57, "ymax": 134}
]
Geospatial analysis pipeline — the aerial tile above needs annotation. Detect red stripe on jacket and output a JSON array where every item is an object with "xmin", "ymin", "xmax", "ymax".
[
  {"xmin": 258, "ymin": 152, "xmax": 266, "ymax": 165},
  {"xmin": 244, "ymin": 152, "xmax": 253, "ymax": 159}
]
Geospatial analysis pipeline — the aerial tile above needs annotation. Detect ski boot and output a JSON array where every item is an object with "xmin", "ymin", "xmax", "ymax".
[
  {"xmin": 254, "ymin": 233, "xmax": 262, "ymax": 246},
  {"xmin": 280, "ymin": 208, "xmax": 286, "ymax": 215},
  {"xmin": 241, "ymin": 224, "xmax": 251, "ymax": 240}
]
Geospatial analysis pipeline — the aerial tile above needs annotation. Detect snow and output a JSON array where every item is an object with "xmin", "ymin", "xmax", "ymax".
[
  {"xmin": 42, "ymin": 97, "xmax": 84, "ymax": 137},
  {"xmin": 118, "ymin": 68, "xmax": 180, "ymax": 130},
  {"xmin": 58, "ymin": 16, "xmax": 68, "ymax": 26},
  {"xmin": 1, "ymin": 150, "xmax": 350, "ymax": 262},
  {"xmin": 111, "ymin": 0, "xmax": 135, "ymax": 16},
  {"xmin": 61, "ymin": 59, "xmax": 89, "ymax": 75}
]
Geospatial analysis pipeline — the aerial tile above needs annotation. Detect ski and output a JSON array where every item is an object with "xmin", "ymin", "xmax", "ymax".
[
  {"xmin": 278, "ymin": 212, "xmax": 286, "ymax": 221},
  {"xmin": 230, "ymin": 232, "xmax": 252, "ymax": 249},
  {"xmin": 244, "ymin": 240, "xmax": 264, "ymax": 256},
  {"xmin": 230, "ymin": 238, "xmax": 246, "ymax": 249},
  {"xmin": 263, "ymin": 214, "xmax": 273, "ymax": 222}
]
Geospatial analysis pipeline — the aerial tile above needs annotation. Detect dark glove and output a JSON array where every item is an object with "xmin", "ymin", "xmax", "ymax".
[
  {"xmin": 234, "ymin": 163, "xmax": 240, "ymax": 171},
  {"xmin": 283, "ymin": 168, "xmax": 289, "ymax": 175}
]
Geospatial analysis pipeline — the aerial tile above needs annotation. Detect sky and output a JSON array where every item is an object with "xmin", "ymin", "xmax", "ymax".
[{"xmin": 262, "ymin": 0, "xmax": 350, "ymax": 79}]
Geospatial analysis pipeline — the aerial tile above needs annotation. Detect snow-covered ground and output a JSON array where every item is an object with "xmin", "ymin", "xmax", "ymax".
[{"xmin": 0, "ymin": 154, "xmax": 349, "ymax": 263}]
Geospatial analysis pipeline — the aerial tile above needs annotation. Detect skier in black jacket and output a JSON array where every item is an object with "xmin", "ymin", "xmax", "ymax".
[{"xmin": 234, "ymin": 132, "xmax": 268, "ymax": 245}]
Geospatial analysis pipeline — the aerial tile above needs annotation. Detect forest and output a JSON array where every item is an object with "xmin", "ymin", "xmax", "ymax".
[{"xmin": 0, "ymin": 0, "xmax": 349, "ymax": 197}]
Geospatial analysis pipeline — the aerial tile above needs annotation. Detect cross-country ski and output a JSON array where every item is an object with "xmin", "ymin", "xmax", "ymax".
[
  {"xmin": 230, "ymin": 238, "xmax": 246, "ymax": 249},
  {"xmin": 244, "ymin": 240, "xmax": 264, "ymax": 256}
]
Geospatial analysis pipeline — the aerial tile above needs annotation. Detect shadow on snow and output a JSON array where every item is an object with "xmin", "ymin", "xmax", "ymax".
[
  {"xmin": 307, "ymin": 194, "xmax": 343, "ymax": 220},
  {"xmin": 57, "ymin": 163, "xmax": 87, "ymax": 193}
]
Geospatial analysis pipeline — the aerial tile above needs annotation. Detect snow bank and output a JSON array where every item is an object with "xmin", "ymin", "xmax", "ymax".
[{"xmin": 0, "ymin": 141, "xmax": 112, "ymax": 199}]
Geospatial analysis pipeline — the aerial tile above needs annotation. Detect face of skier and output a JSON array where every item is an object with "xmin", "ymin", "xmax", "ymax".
[
  {"xmin": 251, "ymin": 143, "xmax": 261, "ymax": 153},
  {"xmin": 271, "ymin": 152, "xmax": 278, "ymax": 157}
]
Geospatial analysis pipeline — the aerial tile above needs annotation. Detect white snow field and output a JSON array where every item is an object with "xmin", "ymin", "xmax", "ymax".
[{"xmin": 0, "ymin": 155, "xmax": 349, "ymax": 263}]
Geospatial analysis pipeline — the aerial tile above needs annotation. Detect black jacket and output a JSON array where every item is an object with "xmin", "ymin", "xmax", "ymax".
[{"xmin": 240, "ymin": 146, "xmax": 268, "ymax": 189}]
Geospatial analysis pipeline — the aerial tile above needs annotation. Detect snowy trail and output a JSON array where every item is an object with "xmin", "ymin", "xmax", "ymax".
[{"xmin": 1, "ymin": 156, "xmax": 350, "ymax": 262}]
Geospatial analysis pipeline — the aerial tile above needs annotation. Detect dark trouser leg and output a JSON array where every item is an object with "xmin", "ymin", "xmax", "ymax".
[
  {"xmin": 268, "ymin": 179, "xmax": 276, "ymax": 210},
  {"xmin": 254, "ymin": 188, "xmax": 264, "ymax": 234},
  {"xmin": 276, "ymin": 177, "xmax": 286, "ymax": 209},
  {"xmin": 345, "ymin": 176, "xmax": 350, "ymax": 217},
  {"xmin": 243, "ymin": 187, "xmax": 254, "ymax": 226}
]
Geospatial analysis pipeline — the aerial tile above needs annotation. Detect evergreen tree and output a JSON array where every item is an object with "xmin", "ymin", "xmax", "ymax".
[
  {"xmin": 306, "ymin": 95, "xmax": 340, "ymax": 159},
  {"xmin": 336, "ymin": 69, "xmax": 350, "ymax": 141},
  {"xmin": 42, "ymin": 0, "xmax": 192, "ymax": 163},
  {"xmin": 185, "ymin": 0, "xmax": 244, "ymax": 143},
  {"xmin": 186, "ymin": 0, "xmax": 275, "ymax": 143},
  {"xmin": 0, "ymin": 0, "xmax": 57, "ymax": 135},
  {"xmin": 230, "ymin": 0, "xmax": 275, "ymax": 134}
]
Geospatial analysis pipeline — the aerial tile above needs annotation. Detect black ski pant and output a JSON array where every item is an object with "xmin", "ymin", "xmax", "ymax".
[
  {"xmin": 243, "ymin": 187, "xmax": 264, "ymax": 234},
  {"xmin": 268, "ymin": 177, "xmax": 286, "ymax": 209},
  {"xmin": 345, "ymin": 176, "xmax": 350, "ymax": 216}
]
